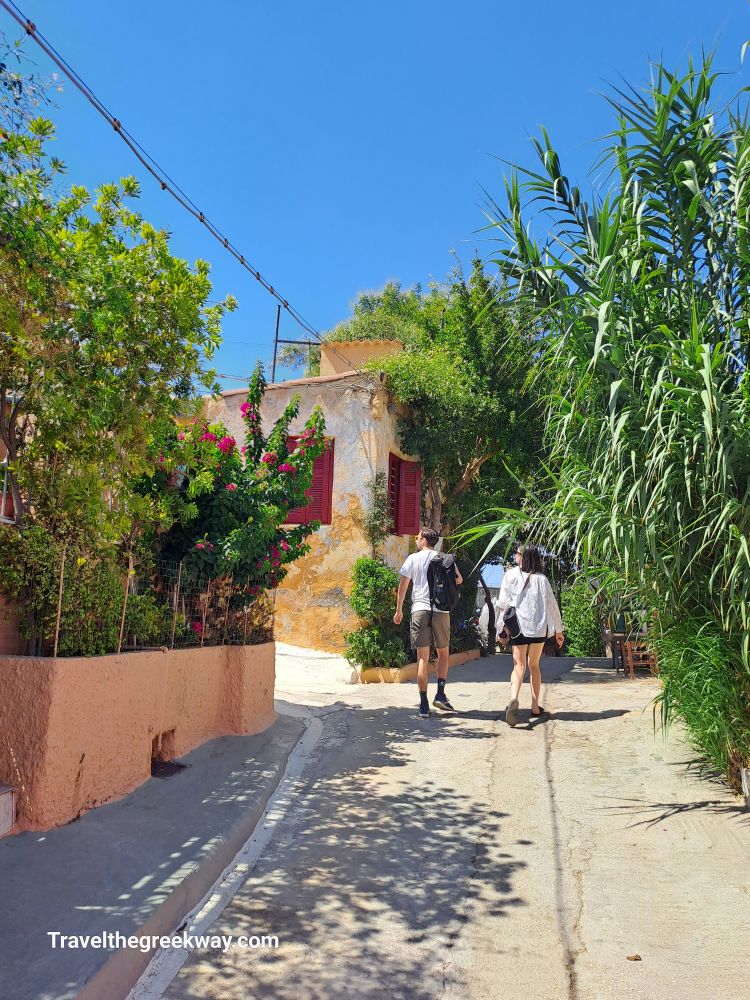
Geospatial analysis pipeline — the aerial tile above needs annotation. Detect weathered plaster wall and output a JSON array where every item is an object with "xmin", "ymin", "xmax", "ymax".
[
  {"xmin": 0, "ymin": 643, "xmax": 275, "ymax": 831},
  {"xmin": 209, "ymin": 374, "xmax": 415, "ymax": 652}
]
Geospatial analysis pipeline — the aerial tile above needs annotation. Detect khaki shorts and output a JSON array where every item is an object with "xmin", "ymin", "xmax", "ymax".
[{"xmin": 410, "ymin": 610, "xmax": 451, "ymax": 651}]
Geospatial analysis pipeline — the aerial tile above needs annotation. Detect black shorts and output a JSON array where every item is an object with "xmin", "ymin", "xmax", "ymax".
[{"xmin": 511, "ymin": 634, "xmax": 547, "ymax": 646}]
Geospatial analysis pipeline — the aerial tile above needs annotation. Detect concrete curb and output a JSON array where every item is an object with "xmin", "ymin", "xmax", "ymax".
[
  {"xmin": 125, "ymin": 703, "xmax": 335, "ymax": 1000},
  {"xmin": 360, "ymin": 648, "xmax": 480, "ymax": 684},
  {"xmin": 76, "ymin": 723, "xmax": 304, "ymax": 1000}
]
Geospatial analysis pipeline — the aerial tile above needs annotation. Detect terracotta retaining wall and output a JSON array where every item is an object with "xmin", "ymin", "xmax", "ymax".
[
  {"xmin": 0, "ymin": 642, "xmax": 276, "ymax": 833},
  {"xmin": 360, "ymin": 648, "xmax": 480, "ymax": 684}
]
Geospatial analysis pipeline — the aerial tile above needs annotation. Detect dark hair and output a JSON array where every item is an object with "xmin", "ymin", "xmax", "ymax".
[
  {"xmin": 419, "ymin": 526, "xmax": 440, "ymax": 548},
  {"xmin": 518, "ymin": 543, "xmax": 544, "ymax": 574}
]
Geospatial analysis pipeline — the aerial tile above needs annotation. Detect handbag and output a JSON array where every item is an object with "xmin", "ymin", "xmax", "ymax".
[{"xmin": 502, "ymin": 572, "xmax": 533, "ymax": 639}]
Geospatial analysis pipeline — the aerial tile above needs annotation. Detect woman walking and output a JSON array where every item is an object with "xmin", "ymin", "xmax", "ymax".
[{"xmin": 497, "ymin": 543, "xmax": 563, "ymax": 726}]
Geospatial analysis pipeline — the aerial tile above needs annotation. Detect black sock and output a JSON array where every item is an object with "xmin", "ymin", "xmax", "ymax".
[
  {"xmin": 437, "ymin": 678, "xmax": 446, "ymax": 697},
  {"xmin": 419, "ymin": 690, "xmax": 429, "ymax": 709}
]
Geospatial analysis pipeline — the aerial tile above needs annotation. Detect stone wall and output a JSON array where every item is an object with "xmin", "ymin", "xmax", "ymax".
[{"xmin": 208, "ymin": 372, "xmax": 415, "ymax": 652}]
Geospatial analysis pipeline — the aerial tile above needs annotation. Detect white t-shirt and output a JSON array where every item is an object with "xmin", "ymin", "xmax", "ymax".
[
  {"xmin": 399, "ymin": 548, "xmax": 448, "ymax": 614},
  {"xmin": 497, "ymin": 566, "xmax": 563, "ymax": 637}
]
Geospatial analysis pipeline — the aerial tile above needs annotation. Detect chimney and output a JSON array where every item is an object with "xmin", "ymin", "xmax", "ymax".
[{"xmin": 319, "ymin": 340, "xmax": 404, "ymax": 376}]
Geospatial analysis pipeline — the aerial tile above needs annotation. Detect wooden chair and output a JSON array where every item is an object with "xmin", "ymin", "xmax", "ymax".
[{"xmin": 621, "ymin": 639, "xmax": 659, "ymax": 678}]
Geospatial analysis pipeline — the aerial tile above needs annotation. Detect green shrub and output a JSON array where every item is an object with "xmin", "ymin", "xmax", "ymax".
[
  {"xmin": 652, "ymin": 616, "xmax": 750, "ymax": 789},
  {"xmin": 562, "ymin": 580, "xmax": 604, "ymax": 657},
  {"xmin": 124, "ymin": 593, "xmax": 173, "ymax": 648},
  {"xmin": 348, "ymin": 557, "xmax": 400, "ymax": 622},
  {"xmin": 345, "ymin": 556, "xmax": 408, "ymax": 669},
  {"xmin": 1, "ymin": 526, "xmax": 177, "ymax": 656},
  {"xmin": 344, "ymin": 626, "xmax": 407, "ymax": 670},
  {"xmin": 0, "ymin": 525, "xmax": 127, "ymax": 656}
]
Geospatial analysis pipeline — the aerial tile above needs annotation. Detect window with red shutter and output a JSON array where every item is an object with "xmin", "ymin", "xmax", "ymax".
[
  {"xmin": 397, "ymin": 459, "xmax": 421, "ymax": 535},
  {"xmin": 387, "ymin": 453, "xmax": 421, "ymax": 535},
  {"xmin": 286, "ymin": 438, "xmax": 335, "ymax": 525},
  {"xmin": 388, "ymin": 452, "xmax": 400, "ymax": 533}
]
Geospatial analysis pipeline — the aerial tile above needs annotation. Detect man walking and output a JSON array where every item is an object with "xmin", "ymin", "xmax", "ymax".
[{"xmin": 393, "ymin": 527, "xmax": 463, "ymax": 718}]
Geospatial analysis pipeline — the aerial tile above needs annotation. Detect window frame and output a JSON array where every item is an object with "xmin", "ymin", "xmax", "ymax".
[
  {"xmin": 387, "ymin": 453, "xmax": 421, "ymax": 536},
  {"xmin": 285, "ymin": 437, "xmax": 335, "ymax": 526}
]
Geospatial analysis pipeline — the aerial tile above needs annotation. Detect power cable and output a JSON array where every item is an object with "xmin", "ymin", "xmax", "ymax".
[{"xmin": 0, "ymin": 0, "xmax": 361, "ymax": 377}]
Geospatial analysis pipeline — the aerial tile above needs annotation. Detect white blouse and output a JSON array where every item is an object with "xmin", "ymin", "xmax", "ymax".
[{"xmin": 497, "ymin": 567, "xmax": 563, "ymax": 638}]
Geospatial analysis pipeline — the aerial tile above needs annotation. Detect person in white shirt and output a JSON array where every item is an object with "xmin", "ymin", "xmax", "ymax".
[
  {"xmin": 393, "ymin": 527, "xmax": 463, "ymax": 718},
  {"xmin": 496, "ymin": 543, "xmax": 564, "ymax": 726}
]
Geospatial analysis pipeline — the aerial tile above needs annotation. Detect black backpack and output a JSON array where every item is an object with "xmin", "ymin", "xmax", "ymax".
[{"xmin": 427, "ymin": 553, "xmax": 461, "ymax": 613}]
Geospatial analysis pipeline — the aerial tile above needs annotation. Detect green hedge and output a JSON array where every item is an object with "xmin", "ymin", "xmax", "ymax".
[
  {"xmin": 562, "ymin": 580, "xmax": 604, "ymax": 657},
  {"xmin": 345, "ymin": 557, "xmax": 408, "ymax": 669}
]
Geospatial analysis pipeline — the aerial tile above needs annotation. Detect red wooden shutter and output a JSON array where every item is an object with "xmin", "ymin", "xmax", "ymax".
[
  {"xmin": 306, "ymin": 442, "xmax": 334, "ymax": 524},
  {"xmin": 285, "ymin": 437, "xmax": 334, "ymax": 525},
  {"xmin": 285, "ymin": 437, "xmax": 306, "ymax": 524},
  {"xmin": 388, "ymin": 453, "xmax": 400, "ymax": 533},
  {"xmin": 397, "ymin": 460, "xmax": 421, "ymax": 535}
]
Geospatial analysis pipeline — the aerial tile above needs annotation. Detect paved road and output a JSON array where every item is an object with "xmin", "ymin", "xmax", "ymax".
[{"xmin": 136, "ymin": 652, "xmax": 750, "ymax": 1000}]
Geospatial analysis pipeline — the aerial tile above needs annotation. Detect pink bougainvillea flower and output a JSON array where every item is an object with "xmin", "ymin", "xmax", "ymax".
[
  {"xmin": 217, "ymin": 435, "xmax": 236, "ymax": 454},
  {"xmin": 261, "ymin": 452, "xmax": 278, "ymax": 464},
  {"xmin": 240, "ymin": 402, "xmax": 257, "ymax": 418},
  {"xmin": 280, "ymin": 540, "xmax": 290, "ymax": 552},
  {"xmin": 191, "ymin": 621, "xmax": 203, "ymax": 633},
  {"xmin": 225, "ymin": 483, "xmax": 238, "ymax": 491},
  {"xmin": 195, "ymin": 542, "xmax": 205, "ymax": 550},
  {"xmin": 278, "ymin": 462, "xmax": 296, "ymax": 474},
  {"xmin": 177, "ymin": 431, "xmax": 186, "ymax": 441},
  {"xmin": 240, "ymin": 445, "xmax": 247, "ymax": 456},
  {"xmin": 200, "ymin": 431, "xmax": 218, "ymax": 443}
]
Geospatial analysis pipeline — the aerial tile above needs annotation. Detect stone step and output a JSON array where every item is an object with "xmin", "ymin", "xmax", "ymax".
[{"xmin": 0, "ymin": 785, "xmax": 16, "ymax": 837}]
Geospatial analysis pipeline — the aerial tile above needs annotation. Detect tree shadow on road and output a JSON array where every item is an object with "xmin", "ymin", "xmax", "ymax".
[
  {"xmin": 165, "ymin": 702, "xmax": 529, "ymax": 1000},
  {"xmin": 597, "ymin": 794, "xmax": 749, "ymax": 828}
]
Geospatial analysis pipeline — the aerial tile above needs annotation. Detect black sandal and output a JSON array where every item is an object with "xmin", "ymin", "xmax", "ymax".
[{"xmin": 531, "ymin": 705, "xmax": 547, "ymax": 717}]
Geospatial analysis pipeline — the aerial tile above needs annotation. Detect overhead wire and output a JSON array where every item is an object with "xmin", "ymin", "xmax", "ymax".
[{"xmin": 0, "ymin": 0, "xmax": 361, "ymax": 380}]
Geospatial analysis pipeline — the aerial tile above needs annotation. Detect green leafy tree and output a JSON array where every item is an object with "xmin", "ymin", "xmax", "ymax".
[
  {"xmin": 302, "ymin": 263, "xmax": 542, "ymax": 539},
  {"xmin": 0, "ymin": 42, "xmax": 234, "ymax": 538}
]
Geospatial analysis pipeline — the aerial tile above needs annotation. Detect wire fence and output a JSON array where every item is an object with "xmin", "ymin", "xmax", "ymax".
[{"xmin": 0, "ymin": 556, "xmax": 274, "ymax": 658}]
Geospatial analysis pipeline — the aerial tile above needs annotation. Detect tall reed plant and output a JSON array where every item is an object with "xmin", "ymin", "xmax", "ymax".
[{"xmin": 466, "ymin": 56, "xmax": 750, "ymax": 786}]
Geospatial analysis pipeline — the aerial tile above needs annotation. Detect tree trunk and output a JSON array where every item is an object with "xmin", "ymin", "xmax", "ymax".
[
  {"xmin": 4, "ymin": 442, "xmax": 25, "ymax": 528},
  {"xmin": 478, "ymin": 571, "xmax": 496, "ymax": 656},
  {"xmin": 427, "ymin": 474, "xmax": 442, "ymax": 532}
]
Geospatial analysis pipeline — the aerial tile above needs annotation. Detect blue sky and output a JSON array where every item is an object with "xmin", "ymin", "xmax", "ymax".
[{"xmin": 4, "ymin": 0, "xmax": 749, "ymax": 391}]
